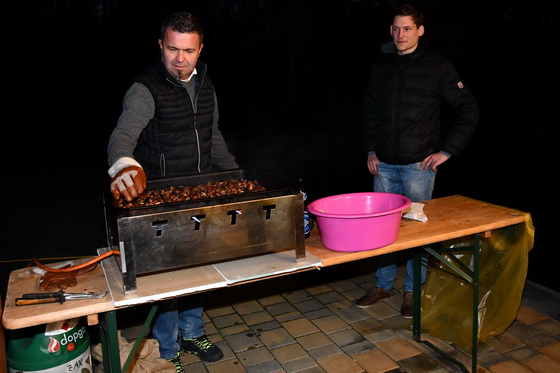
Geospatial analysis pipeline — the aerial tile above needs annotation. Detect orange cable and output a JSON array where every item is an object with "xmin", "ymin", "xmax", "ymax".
[{"xmin": 32, "ymin": 250, "xmax": 120, "ymax": 273}]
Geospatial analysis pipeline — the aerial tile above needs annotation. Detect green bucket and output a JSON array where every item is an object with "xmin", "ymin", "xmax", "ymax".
[{"xmin": 7, "ymin": 317, "xmax": 93, "ymax": 373}]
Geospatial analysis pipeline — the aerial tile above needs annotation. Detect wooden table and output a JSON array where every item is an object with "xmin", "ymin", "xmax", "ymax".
[
  {"xmin": 305, "ymin": 194, "xmax": 526, "ymax": 265},
  {"xmin": 2, "ymin": 195, "xmax": 528, "ymax": 372}
]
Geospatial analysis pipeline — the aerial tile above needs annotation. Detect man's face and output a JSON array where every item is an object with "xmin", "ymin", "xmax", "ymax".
[
  {"xmin": 390, "ymin": 15, "xmax": 424, "ymax": 55},
  {"xmin": 159, "ymin": 28, "xmax": 203, "ymax": 80}
]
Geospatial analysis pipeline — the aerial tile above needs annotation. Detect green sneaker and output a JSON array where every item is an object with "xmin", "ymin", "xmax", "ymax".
[
  {"xmin": 181, "ymin": 335, "xmax": 223, "ymax": 362},
  {"xmin": 167, "ymin": 353, "xmax": 184, "ymax": 373}
]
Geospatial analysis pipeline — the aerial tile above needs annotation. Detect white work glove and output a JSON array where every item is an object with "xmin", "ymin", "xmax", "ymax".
[{"xmin": 108, "ymin": 157, "xmax": 147, "ymax": 201}]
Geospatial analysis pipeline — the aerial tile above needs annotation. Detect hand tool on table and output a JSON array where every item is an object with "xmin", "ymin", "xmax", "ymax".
[{"xmin": 15, "ymin": 290, "xmax": 109, "ymax": 306}]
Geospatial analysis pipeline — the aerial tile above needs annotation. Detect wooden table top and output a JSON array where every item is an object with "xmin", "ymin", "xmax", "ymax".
[
  {"xmin": 2, "ymin": 195, "xmax": 527, "ymax": 330},
  {"xmin": 306, "ymin": 194, "xmax": 527, "ymax": 266}
]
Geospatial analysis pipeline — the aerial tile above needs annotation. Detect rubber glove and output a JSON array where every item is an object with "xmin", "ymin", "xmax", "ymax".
[
  {"xmin": 108, "ymin": 157, "xmax": 147, "ymax": 201},
  {"xmin": 40, "ymin": 263, "xmax": 98, "ymax": 291}
]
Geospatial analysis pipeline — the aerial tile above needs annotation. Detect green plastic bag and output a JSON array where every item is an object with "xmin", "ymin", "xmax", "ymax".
[{"xmin": 420, "ymin": 209, "xmax": 534, "ymax": 350}]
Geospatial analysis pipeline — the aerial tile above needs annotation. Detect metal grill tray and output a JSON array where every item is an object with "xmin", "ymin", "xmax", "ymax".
[{"xmin": 114, "ymin": 170, "xmax": 297, "ymax": 217}]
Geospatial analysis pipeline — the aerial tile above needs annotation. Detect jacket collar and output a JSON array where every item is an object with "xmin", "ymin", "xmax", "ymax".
[
  {"xmin": 381, "ymin": 38, "xmax": 427, "ymax": 61},
  {"xmin": 156, "ymin": 59, "xmax": 207, "ymax": 87}
]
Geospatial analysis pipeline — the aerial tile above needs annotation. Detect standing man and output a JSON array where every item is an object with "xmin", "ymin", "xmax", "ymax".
[
  {"xmin": 357, "ymin": 4, "xmax": 479, "ymax": 318},
  {"xmin": 108, "ymin": 11, "xmax": 236, "ymax": 370}
]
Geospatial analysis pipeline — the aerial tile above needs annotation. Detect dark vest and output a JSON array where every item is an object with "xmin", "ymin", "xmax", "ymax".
[{"xmin": 133, "ymin": 61, "xmax": 215, "ymax": 179}]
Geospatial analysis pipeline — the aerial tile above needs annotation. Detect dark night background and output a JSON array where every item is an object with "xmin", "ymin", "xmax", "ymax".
[{"xmin": 1, "ymin": 0, "xmax": 557, "ymax": 298}]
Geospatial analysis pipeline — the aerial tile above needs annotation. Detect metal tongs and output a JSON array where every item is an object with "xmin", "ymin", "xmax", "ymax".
[{"xmin": 15, "ymin": 290, "xmax": 109, "ymax": 306}]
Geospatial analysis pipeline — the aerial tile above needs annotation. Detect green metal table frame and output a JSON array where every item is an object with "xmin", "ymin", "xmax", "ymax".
[
  {"xmin": 413, "ymin": 233, "xmax": 481, "ymax": 373},
  {"xmin": 95, "ymin": 234, "xmax": 482, "ymax": 373},
  {"xmin": 98, "ymin": 304, "xmax": 159, "ymax": 373}
]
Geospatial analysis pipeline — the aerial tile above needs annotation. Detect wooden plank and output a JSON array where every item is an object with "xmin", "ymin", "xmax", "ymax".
[
  {"xmin": 214, "ymin": 250, "xmax": 321, "ymax": 284},
  {"xmin": 2, "ymin": 259, "xmax": 114, "ymax": 330},
  {"xmin": 102, "ymin": 254, "xmax": 229, "ymax": 308}
]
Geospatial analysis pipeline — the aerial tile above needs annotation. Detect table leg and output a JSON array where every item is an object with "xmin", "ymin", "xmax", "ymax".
[
  {"xmin": 98, "ymin": 304, "xmax": 159, "ymax": 373},
  {"xmin": 99, "ymin": 311, "xmax": 121, "ymax": 373},
  {"xmin": 413, "ymin": 233, "xmax": 482, "ymax": 373}
]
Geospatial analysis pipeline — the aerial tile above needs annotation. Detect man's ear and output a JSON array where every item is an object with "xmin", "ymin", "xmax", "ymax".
[{"xmin": 418, "ymin": 25, "xmax": 425, "ymax": 36}]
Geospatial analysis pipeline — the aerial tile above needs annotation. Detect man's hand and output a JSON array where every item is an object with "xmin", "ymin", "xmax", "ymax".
[
  {"xmin": 108, "ymin": 157, "xmax": 147, "ymax": 201},
  {"xmin": 367, "ymin": 154, "xmax": 381, "ymax": 176},
  {"xmin": 421, "ymin": 152, "xmax": 449, "ymax": 172},
  {"xmin": 110, "ymin": 166, "xmax": 147, "ymax": 201}
]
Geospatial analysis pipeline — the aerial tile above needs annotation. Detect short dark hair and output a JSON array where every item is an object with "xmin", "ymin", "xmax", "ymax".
[
  {"xmin": 160, "ymin": 11, "xmax": 204, "ymax": 42},
  {"xmin": 394, "ymin": 4, "xmax": 424, "ymax": 28}
]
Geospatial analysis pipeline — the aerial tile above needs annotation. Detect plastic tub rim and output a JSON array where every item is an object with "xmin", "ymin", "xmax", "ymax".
[{"xmin": 308, "ymin": 192, "xmax": 411, "ymax": 219}]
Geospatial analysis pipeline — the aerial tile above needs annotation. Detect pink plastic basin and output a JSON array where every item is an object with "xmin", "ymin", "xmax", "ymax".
[{"xmin": 308, "ymin": 192, "xmax": 411, "ymax": 252}]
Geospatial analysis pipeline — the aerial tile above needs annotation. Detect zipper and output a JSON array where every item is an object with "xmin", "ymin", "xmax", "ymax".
[
  {"xmin": 192, "ymin": 71, "xmax": 205, "ymax": 173},
  {"xmin": 159, "ymin": 153, "xmax": 166, "ymax": 177},
  {"xmin": 165, "ymin": 67, "xmax": 206, "ymax": 174}
]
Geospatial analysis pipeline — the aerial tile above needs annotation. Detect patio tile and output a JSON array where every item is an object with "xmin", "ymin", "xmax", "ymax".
[
  {"xmin": 523, "ymin": 354, "xmax": 560, "ymax": 372},
  {"xmin": 304, "ymin": 284, "xmax": 333, "ymax": 296},
  {"xmin": 294, "ymin": 299, "xmax": 326, "ymax": 313},
  {"xmin": 282, "ymin": 356, "xmax": 320, "ymax": 373},
  {"xmin": 251, "ymin": 320, "xmax": 281, "ymax": 333},
  {"xmin": 316, "ymin": 353, "xmax": 364, "ymax": 373},
  {"xmin": 353, "ymin": 348, "xmax": 399, "ymax": 373},
  {"xmin": 505, "ymin": 345, "xmax": 542, "ymax": 362},
  {"xmin": 205, "ymin": 358, "xmax": 247, "ymax": 373},
  {"xmin": 532, "ymin": 318, "xmax": 560, "ymax": 336},
  {"xmin": 258, "ymin": 294, "xmax": 286, "ymax": 306},
  {"xmin": 334, "ymin": 305, "xmax": 372, "ymax": 324},
  {"xmin": 271, "ymin": 343, "xmax": 309, "ymax": 363},
  {"xmin": 259, "ymin": 328, "xmax": 297, "ymax": 349},
  {"xmin": 521, "ymin": 332, "xmax": 557, "ymax": 349},
  {"xmin": 232, "ymin": 299, "xmax": 264, "ymax": 315},
  {"xmin": 326, "ymin": 279, "xmax": 360, "ymax": 293},
  {"xmin": 312, "ymin": 314, "xmax": 350, "ymax": 334},
  {"xmin": 398, "ymin": 354, "xmax": 442, "ymax": 372},
  {"xmin": 212, "ymin": 313, "xmax": 245, "ymax": 329},
  {"xmin": 329, "ymin": 328, "xmax": 366, "ymax": 347},
  {"xmin": 267, "ymin": 302, "xmax": 298, "ymax": 316},
  {"xmin": 375, "ymin": 336, "xmax": 421, "ymax": 361},
  {"xmin": 296, "ymin": 332, "xmax": 334, "ymax": 351},
  {"xmin": 486, "ymin": 332, "xmax": 525, "ymax": 353},
  {"xmin": 314, "ymin": 291, "xmax": 346, "ymax": 305},
  {"xmin": 219, "ymin": 323, "xmax": 251, "ymax": 337},
  {"xmin": 206, "ymin": 304, "xmax": 236, "ymax": 318},
  {"xmin": 242, "ymin": 310, "xmax": 274, "ymax": 326},
  {"xmin": 283, "ymin": 289, "xmax": 313, "ymax": 303},
  {"xmin": 246, "ymin": 360, "xmax": 285, "ymax": 373},
  {"xmin": 516, "ymin": 304, "xmax": 547, "ymax": 324},
  {"xmin": 275, "ymin": 311, "xmax": 304, "ymax": 323},
  {"xmin": 539, "ymin": 342, "xmax": 560, "ymax": 364},
  {"xmin": 350, "ymin": 318, "xmax": 387, "ymax": 336},
  {"xmin": 308, "ymin": 344, "xmax": 344, "ymax": 360},
  {"xmin": 237, "ymin": 346, "xmax": 275, "ymax": 368},
  {"xmin": 363, "ymin": 301, "xmax": 400, "ymax": 320},
  {"xmin": 341, "ymin": 340, "xmax": 376, "ymax": 356},
  {"xmin": 282, "ymin": 317, "xmax": 320, "ymax": 338},
  {"xmin": 489, "ymin": 360, "xmax": 534, "ymax": 373},
  {"xmin": 224, "ymin": 331, "xmax": 264, "ymax": 353}
]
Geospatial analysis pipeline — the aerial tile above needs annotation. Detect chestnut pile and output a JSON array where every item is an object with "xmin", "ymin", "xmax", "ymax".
[{"xmin": 117, "ymin": 179, "xmax": 266, "ymax": 208}]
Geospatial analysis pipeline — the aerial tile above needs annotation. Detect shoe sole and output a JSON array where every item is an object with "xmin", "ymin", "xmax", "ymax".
[
  {"xmin": 355, "ymin": 302, "xmax": 376, "ymax": 309},
  {"xmin": 183, "ymin": 349, "xmax": 224, "ymax": 362}
]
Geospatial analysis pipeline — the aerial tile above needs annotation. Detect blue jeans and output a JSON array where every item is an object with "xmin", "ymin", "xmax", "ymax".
[
  {"xmin": 152, "ymin": 293, "xmax": 205, "ymax": 360},
  {"xmin": 374, "ymin": 162, "xmax": 435, "ymax": 292}
]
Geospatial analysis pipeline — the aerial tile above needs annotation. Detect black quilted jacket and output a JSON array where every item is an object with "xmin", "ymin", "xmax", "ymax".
[{"xmin": 363, "ymin": 40, "xmax": 479, "ymax": 165}]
